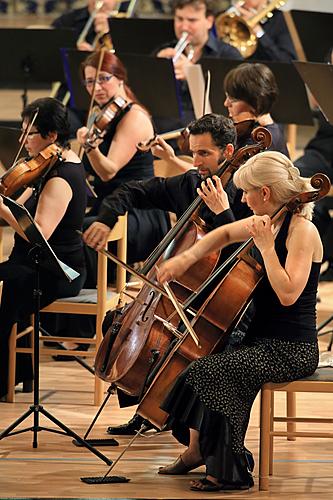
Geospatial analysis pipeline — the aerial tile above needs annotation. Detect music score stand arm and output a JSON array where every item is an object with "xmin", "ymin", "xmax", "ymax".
[{"xmin": 0, "ymin": 196, "xmax": 111, "ymax": 465}]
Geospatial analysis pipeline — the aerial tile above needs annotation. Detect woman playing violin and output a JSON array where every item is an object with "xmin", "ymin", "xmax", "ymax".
[
  {"xmin": 153, "ymin": 62, "xmax": 288, "ymax": 173},
  {"xmin": 77, "ymin": 51, "xmax": 170, "ymax": 268},
  {"xmin": 0, "ymin": 97, "xmax": 87, "ymax": 400},
  {"xmin": 156, "ymin": 151, "xmax": 321, "ymax": 491}
]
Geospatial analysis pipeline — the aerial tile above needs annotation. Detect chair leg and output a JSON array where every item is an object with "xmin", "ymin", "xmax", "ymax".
[
  {"xmin": 269, "ymin": 391, "xmax": 274, "ymax": 475},
  {"xmin": 259, "ymin": 386, "xmax": 271, "ymax": 491},
  {"xmin": 286, "ymin": 392, "xmax": 296, "ymax": 441},
  {"xmin": 7, "ymin": 324, "xmax": 18, "ymax": 403},
  {"xmin": 94, "ymin": 376, "xmax": 104, "ymax": 406}
]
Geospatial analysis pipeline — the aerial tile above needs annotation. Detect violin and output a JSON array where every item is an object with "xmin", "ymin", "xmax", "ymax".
[
  {"xmin": 137, "ymin": 173, "xmax": 331, "ymax": 429},
  {"xmin": 137, "ymin": 127, "xmax": 191, "ymax": 155},
  {"xmin": 84, "ymin": 95, "xmax": 128, "ymax": 150},
  {"xmin": 0, "ymin": 143, "xmax": 63, "ymax": 197}
]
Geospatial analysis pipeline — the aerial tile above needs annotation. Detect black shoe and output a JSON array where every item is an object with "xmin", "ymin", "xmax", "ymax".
[
  {"xmin": 106, "ymin": 413, "xmax": 153, "ymax": 435},
  {"xmin": 52, "ymin": 344, "xmax": 89, "ymax": 361}
]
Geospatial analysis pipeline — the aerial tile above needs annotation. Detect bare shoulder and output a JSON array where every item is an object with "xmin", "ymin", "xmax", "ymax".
[
  {"xmin": 117, "ymin": 103, "xmax": 153, "ymax": 134},
  {"xmin": 289, "ymin": 215, "xmax": 322, "ymax": 261}
]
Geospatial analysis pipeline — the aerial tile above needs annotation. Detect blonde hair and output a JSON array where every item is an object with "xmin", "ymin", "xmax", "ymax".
[{"xmin": 233, "ymin": 151, "xmax": 314, "ymax": 220}]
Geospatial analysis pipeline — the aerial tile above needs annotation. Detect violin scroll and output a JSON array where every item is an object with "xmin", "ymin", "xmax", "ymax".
[{"xmin": 310, "ymin": 173, "xmax": 331, "ymax": 199}]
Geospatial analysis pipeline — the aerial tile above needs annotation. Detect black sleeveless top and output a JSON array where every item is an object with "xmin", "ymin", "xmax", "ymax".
[
  {"xmin": 12, "ymin": 159, "xmax": 87, "ymax": 272},
  {"xmin": 245, "ymin": 212, "xmax": 320, "ymax": 342},
  {"xmin": 84, "ymin": 103, "xmax": 155, "ymax": 213}
]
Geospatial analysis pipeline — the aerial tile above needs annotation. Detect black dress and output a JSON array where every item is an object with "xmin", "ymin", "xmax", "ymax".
[
  {"xmin": 160, "ymin": 212, "xmax": 319, "ymax": 488},
  {"xmin": 84, "ymin": 103, "xmax": 170, "ymax": 267},
  {"xmin": 0, "ymin": 159, "xmax": 87, "ymax": 398}
]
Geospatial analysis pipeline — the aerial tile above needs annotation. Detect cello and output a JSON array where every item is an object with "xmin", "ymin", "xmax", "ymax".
[
  {"xmin": 94, "ymin": 126, "xmax": 272, "ymax": 395},
  {"xmin": 136, "ymin": 173, "xmax": 331, "ymax": 429}
]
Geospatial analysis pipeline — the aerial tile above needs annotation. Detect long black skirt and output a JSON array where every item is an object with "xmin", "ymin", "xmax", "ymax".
[{"xmin": 161, "ymin": 337, "xmax": 319, "ymax": 487}]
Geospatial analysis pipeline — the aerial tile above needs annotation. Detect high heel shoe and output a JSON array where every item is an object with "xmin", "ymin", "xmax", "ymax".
[{"xmin": 158, "ymin": 455, "xmax": 204, "ymax": 475}]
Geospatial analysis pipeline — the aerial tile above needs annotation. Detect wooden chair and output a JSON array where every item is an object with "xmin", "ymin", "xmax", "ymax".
[
  {"xmin": 7, "ymin": 215, "xmax": 127, "ymax": 405},
  {"xmin": 259, "ymin": 367, "xmax": 333, "ymax": 491}
]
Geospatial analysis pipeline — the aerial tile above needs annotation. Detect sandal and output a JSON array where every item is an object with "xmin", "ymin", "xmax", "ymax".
[
  {"xmin": 158, "ymin": 455, "xmax": 204, "ymax": 475},
  {"xmin": 190, "ymin": 476, "xmax": 254, "ymax": 491}
]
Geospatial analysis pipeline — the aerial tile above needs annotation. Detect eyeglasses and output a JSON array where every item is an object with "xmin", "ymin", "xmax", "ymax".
[
  {"xmin": 83, "ymin": 75, "xmax": 114, "ymax": 87},
  {"xmin": 20, "ymin": 130, "xmax": 40, "ymax": 137}
]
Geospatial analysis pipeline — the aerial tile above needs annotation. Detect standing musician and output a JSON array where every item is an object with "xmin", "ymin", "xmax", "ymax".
[
  {"xmin": 156, "ymin": 151, "xmax": 321, "ymax": 492},
  {"xmin": 46, "ymin": 51, "xmax": 170, "ymax": 357},
  {"xmin": 0, "ymin": 98, "xmax": 87, "ymax": 400},
  {"xmin": 225, "ymin": 0, "xmax": 297, "ymax": 62}
]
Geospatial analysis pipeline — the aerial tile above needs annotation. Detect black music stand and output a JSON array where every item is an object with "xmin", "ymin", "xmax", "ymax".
[
  {"xmin": 0, "ymin": 126, "xmax": 21, "ymax": 170},
  {"xmin": 289, "ymin": 10, "xmax": 333, "ymax": 63},
  {"xmin": 108, "ymin": 17, "xmax": 174, "ymax": 55},
  {"xmin": 293, "ymin": 61, "xmax": 333, "ymax": 125},
  {"xmin": 200, "ymin": 58, "xmax": 313, "ymax": 125},
  {"xmin": 0, "ymin": 28, "xmax": 76, "ymax": 109},
  {"xmin": 62, "ymin": 49, "xmax": 183, "ymax": 120},
  {"xmin": 0, "ymin": 196, "xmax": 111, "ymax": 465}
]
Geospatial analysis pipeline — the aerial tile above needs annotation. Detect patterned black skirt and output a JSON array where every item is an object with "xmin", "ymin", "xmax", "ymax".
[{"xmin": 161, "ymin": 337, "xmax": 319, "ymax": 487}]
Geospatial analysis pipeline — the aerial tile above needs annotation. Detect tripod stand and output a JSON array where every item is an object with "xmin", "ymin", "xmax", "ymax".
[{"xmin": 0, "ymin": 196, "xmax": 111, "ymax": 465}]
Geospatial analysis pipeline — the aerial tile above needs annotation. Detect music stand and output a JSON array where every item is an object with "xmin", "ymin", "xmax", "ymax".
[
  {"xmin": 0, "ymin": 28, "xmax": 76, "ymax": 109},
  {"xmin": 293, "ymin": 61, "xmax": 333, "ymax": 125},
  {"xmin": 0, "ymin": 126, "xmax": 21, "ymax": 171},
  {"xmin": 108, "ymin": 17, "xmax": 174, "ymax": 55},
  {"xmin": 62, "ymin": 49, "xmax": 183, "ymax": 119},
  {"xmin": 200, "ymin": 58, "xmax": 313, "ymax": 125},
  {"xmin": 0, "ymin": 196, "xmax": 111, "ymax": 466},
  {"xmin": 288, "ymin": 10, "xmax": 333, "ymax": 63}
]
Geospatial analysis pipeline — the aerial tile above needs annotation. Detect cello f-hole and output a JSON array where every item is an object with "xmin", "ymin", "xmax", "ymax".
[{"xmin": 140, "ymin": 290, "xmax": 156, "ymax": 323}]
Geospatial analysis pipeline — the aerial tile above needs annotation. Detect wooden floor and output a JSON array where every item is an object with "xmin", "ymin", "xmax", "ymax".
[
  {"xmin": 0, "ymin": 323, "xmax": 332, "ymax": 499},
  {"xmin": 1, "ymin": 10, "xmax": 333, "ymax": 500}
]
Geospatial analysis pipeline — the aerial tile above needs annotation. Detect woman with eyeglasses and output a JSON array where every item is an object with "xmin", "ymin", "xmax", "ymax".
[
  {"xmin": 47, "ymin": 51, "xmax": 170, "ymax": 356},
  {"xmin": 0, "ymin": 97, "xmax": 87, "ymax": 400}
]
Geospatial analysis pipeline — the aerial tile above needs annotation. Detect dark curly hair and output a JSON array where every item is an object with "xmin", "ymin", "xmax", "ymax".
[{"xmin": 188, "ymin": 113, "xmax": 237, "ymax": 149}]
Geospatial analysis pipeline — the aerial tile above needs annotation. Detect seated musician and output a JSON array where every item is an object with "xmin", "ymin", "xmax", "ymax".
[
  {"xmin": 84, "ymin": 113, "xmax": 254, "ymax": 434},
  {"xmin": 46, "ymin": 50, "xmax": 170, "ymax": 358},
  {"xmin": 153, "ymin": 0, "xmax": 243, "ymax": 137},
  {"xmin": 0, "ymin": 98, "xmax": 87, "ymax": 400},
  {"xmin": 156, "ymin": 151, "xmax": 321, "ymax": 491},
  {"xmin": 153, "ymin": 61, "xmax": 289, "ymax": 174},
  {"xmin": 226, "ymin": 0, "xmax": 297, "ymax": 62}
]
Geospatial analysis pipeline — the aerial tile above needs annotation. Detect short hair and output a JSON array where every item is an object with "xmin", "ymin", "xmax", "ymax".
[
  {"xmin": 172, "ymin": 0, "xmax": 215, "ymax": 16},
  {"xmin": 21, "ymin": 97, "xmax": 70, "ymax": 148},
  {"xmin": 224, "ymin": 63, "xmax": 279, "ymax": 115},
  {"xmin": 233, "ymin": 151, "xmax": 314, "ymax": 219},
  {"xmin": 188, "ymin": 113, "xmax": 237, "ymax": 149}
]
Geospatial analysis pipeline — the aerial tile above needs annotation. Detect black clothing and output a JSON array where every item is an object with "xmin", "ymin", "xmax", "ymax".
[
  {"xmin": 249, "ymin": 10, "xmax": 297, "ymax": 62},
  {"xmin": 161, "ymin": 211, "xmax": 319, "ymax": 488},
  {"xmin": 295, "ymin": 111, "xmax": 333, "ymax": 252},
  {"xmin": 84, "ymin": 103, "xmax": 170, "ymax": 265},
  {"xmin": 52, "ymin": 7, "xmax": 95, "ymax": 44},
  {"xmin": 153, "ymin": 32, "xmax": 243, "ymax": 135},
  {"xmin": 0, "ymin": 159, "xmax": 87, "ymax": 398},
  {"xmin": 238, "ymin": 122, "xmax": 289, "ymax": 157}
]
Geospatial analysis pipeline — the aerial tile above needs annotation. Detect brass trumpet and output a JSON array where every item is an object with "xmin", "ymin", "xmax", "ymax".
[{"xmin": 215, "ymin": 0, "xmax": 285, "ymax": 58}]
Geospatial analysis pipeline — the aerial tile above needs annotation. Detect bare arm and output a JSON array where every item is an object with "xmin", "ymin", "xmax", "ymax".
[
  {"xmin": 157, "ymin": 216, "xmax": 251, "ymax": 283},
  {"xmin": 251, "ymin": 215, "xmax": 322, "ymax": 306}
]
